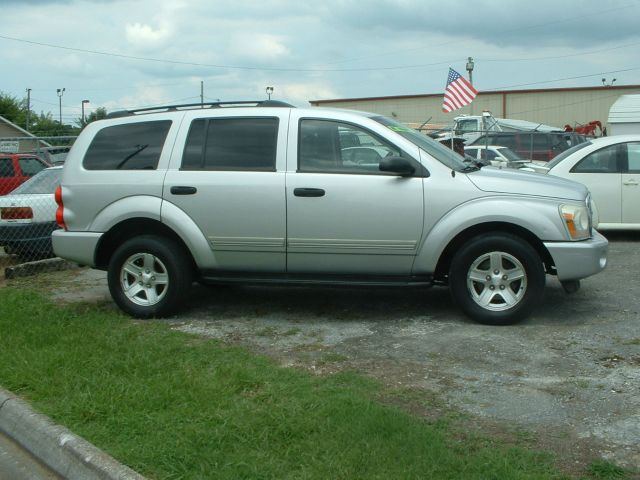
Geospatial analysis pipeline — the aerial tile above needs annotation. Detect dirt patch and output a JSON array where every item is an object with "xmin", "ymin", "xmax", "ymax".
[{"xmin": 20, "ymin": 234, "xmax": 640, "ymax": 475}]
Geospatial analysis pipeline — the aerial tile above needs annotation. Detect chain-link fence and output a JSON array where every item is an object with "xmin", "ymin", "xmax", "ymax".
[
  {"xmin": 1, "ymin": 136, "xmax": 75, "ymax": 269},
  {"xmin": 415, "ymin": 127, "xmax": 591, "ymax": 162}
]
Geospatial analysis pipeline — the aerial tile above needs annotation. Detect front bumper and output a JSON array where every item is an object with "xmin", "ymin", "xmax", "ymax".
[{"xmin": 544, "ymin": 230, "xmax": 608, "ymax": 281}]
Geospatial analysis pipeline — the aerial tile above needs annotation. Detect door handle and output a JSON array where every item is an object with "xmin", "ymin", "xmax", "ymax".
[
  {"xmin": 294, "ymin": 188, "xmax": 325, "ymax": 197},
  {"xmin": 170, "ymin": 186, "xmax": 197, "ymax": 195},
  {"xmin": 623, "ymin": 179, "xmax": 639, "ymax": 186}
]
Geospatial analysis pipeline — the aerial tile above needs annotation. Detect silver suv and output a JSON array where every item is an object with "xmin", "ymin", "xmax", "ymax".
[{"xmin": 52, "ymin": 101, "xmax": 608, "ymax": 325}]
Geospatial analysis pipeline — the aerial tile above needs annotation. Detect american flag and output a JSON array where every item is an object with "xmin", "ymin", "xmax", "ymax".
[{"xmin": 442, "ymin": 68, "xmax": 478, "ymax": 113}]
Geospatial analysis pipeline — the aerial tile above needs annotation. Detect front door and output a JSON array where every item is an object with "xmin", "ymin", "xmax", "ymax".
[
  {"xmin": 285, "ymin": 116, "xmax": 424, "ymax": 275},
  {"xmin": 622, "ymin": 141, "xmax": 640, "ymax": 224}
]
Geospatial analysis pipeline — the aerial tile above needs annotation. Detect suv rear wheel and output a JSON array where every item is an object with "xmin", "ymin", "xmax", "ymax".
[
  {"xmin": 107, "ymin": 235, "xmax": 192, "ymax": 318},
  {"xmin": 449, "ymin": 233, "xmax": 545, "ymax": 325}
]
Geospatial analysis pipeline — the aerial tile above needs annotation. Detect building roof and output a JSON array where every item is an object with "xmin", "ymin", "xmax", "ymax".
[{"xmin": 0, "ymin": 115, "xmax": 51, "ymax": 147}]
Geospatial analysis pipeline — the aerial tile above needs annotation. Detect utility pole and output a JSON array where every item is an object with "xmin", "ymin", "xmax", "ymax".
[
  {"xmin": 200, "ymin": 80, "xmax": 204, "ymax": 107},
  {"xmin": 56, "ymin": 88, "xmax": 65, "ymax": 125},
  {"xmin": 25, "ymin": 88, "xmax": 31, "ymax": 131}
]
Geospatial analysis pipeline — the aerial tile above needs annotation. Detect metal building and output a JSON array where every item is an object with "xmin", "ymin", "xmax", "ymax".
[{"xmin": 310, "ymin": 84, "xmax": 640, "ymax": 132}]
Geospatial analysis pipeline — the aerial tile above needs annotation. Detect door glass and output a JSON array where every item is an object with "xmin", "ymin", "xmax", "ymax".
[
  {"xmin": 182, "ymin": 117, "xmax": 278, "ymax": 171},
  {"xmin": 0, "ymin": 158, "xmax": 14, "ymax": 177},
  {"xmin": 18, "ymin": 157, "xmax": 46, "ymax": 176},
  {"xmin": 571, "ymin": 144, "xmax": 620, "ymax": 173},
  {"xmin": 626, "ymin": 143, "xmax": 640, "ymax": 173},
  {"xmin": 299, "ymin": 119, "xmax": 400, "ymax": 174}
]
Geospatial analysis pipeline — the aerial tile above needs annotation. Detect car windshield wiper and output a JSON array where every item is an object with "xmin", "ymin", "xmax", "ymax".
[
  {"xmin": 460, "ymin": 158, "xmax": 482, "ymax": 172},
  {"xmin": 115, "ymin": 144, "xmax": 149, "ymax": 169}
]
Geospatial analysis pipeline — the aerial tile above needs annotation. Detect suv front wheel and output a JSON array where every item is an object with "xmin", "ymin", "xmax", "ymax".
[
  {"xmin": 449, "ymin": 233, "xmax": 545, "ymax": 325},
  {"xmin": 107, "ymin": 235, "xmax": 192, "ymax": 318}
]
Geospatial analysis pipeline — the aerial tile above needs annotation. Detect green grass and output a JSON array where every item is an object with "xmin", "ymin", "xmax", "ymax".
[{"xmin": 0, "ymin": 288, "xmax": 618, "ymax": 479}]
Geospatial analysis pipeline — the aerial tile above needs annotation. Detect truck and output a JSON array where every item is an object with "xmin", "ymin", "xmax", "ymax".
[
  {"xmin": 607, "ymin": 94, "xmax": 640, "ymax": 135},
  {"xmin": 439, "ymin": 111, "xmax": 561, "ymax": 145}
]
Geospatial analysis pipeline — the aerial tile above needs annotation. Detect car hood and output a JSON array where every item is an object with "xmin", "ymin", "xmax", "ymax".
[{"xmin": 466, "ymin": 166, "xmax": 587, "ymax": 201}]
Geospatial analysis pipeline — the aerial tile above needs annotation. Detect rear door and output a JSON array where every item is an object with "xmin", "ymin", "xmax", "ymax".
[{"xmin": 164, "ymin": 110, "xmax": 289, "ymax": 272}]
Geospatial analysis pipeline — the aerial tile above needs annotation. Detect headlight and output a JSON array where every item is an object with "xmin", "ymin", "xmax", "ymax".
[{"xmin": 560, "ymin": 204, "xmax": 591, "ymax": 240}]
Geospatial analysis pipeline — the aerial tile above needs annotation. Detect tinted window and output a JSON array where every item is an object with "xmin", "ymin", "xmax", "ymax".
[
  {"xmin": 0, "ymin": 158, "xmax": 14, "ymax": 177},
  {"xmin": 182, "ymin": 117, "xmax": 278, "ymax": 171},
  {"xmin": 299, "ymin": 119, "xmax": 401, "ymax": 174},
  {"xmin": 18, "ymin": 157, "xmax": 46, "ymax": 176},
  {"xmin": 571, "ymin": 144, "xmax": 620, "ymax": 173},
  {"xmin": 546, "ymin": 141, "xmax": 591, "ymax": 169},
  {"xmin": 83, "ymin": 121, "xmax": 172, "ymax": 170}
]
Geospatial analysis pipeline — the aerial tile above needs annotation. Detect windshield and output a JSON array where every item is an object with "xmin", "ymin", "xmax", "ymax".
[
  {"xmin": 12, "ymin": 168, "xmax": 62, "ymax": 194},
  {"xmin": 372, "ymin": 116, "xmax": 467, "ymax": 170},
  {"xmin": 499, "ymin": 148, "xmax": 523, "ymax": 161},
  {"xmin": 546, "ymin": 141, "xmax": 592, "ymax": 169}
]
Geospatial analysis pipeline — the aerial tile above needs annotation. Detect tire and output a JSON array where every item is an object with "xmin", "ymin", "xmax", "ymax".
[
  {"xmin": 107, "ymin": 235, "xmax": 192, "ymax": 318},
  {"xmin": 449, "ymin": 233, "xmax": 545, "ymax": 325}
]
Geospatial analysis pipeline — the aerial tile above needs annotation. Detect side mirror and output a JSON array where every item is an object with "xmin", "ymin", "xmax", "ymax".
[{"xmin": 379, "ymin": 156, "xmax": 415, "ymax": 177}]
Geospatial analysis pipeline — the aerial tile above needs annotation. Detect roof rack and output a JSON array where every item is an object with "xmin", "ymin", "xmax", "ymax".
[{"xmin": 107, "ymin": 100, "xmax": 295, "ymax": 118}]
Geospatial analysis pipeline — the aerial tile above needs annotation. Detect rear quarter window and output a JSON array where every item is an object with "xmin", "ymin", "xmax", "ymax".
[{"xmin": 83, "ymin": 120, "xmax": 172, "ymax": 170}]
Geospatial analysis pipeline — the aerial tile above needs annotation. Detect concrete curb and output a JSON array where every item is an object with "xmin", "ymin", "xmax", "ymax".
[
  {"xmin": 0, "ymin": 387, "xmax": 145, "ymax": 480},
  {"xmin": 4, "ymin": 257, "xmax": 78, "ymax": 280}
]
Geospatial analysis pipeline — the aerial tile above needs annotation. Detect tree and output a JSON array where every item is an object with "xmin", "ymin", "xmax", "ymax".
[
  {"xmin": 76, "ymin": 106, "xmax": 108, "ymax": 128},
  {"xmin": 0, "ymin": 92, "xmax": 29, "ymax": 129},
  {"xmin": 30, "ymin": 112, "xmax": 80, "ymax": 137}
]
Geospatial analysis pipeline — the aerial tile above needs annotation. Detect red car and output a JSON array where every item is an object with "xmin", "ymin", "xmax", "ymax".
[{"xmin": 0, "ymin": 153, "xmax": 51, "ymax": 195}]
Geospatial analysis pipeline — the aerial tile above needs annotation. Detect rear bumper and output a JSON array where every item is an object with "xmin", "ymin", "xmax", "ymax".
[
  {"xmin": 0, "ymin": 222, "xmax": 57, "ymax": 250},
  {"xmin": 544, "ymin": 230, "xmax": 608, "ymax": 281},
  {"xmin": 52, "ymin": 230, "xmax": 102, "ymax": 266}
]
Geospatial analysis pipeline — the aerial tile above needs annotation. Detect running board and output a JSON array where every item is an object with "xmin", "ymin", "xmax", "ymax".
[{"xmin": 199, "ymin": 271, "xmax": 433, "ymax": 287}]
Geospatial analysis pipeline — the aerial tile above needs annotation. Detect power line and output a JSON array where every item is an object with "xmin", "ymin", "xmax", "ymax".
[
  {"xmin": 486, "ymin": 66, "xmax": 640, "ymax": 91},
  {"xmin": 0, "ymin": 32, "xmax": 466, "ymax": 73},
  {"xmin": 320, "ymin": 4, "xmax": 637, "ymax": 65}
]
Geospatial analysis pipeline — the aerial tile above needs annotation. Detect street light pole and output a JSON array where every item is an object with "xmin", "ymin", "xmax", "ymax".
[
  {"xmin": 81, "ymin": 99, "xmax": 90, "ymax": 125},
  {"xmin": 56, "ymin": 88, "xmax": 65, "ymax": 125},
  {"xmin": 465, "ymin": 57, "xmax": 474, "ymax": 85}
]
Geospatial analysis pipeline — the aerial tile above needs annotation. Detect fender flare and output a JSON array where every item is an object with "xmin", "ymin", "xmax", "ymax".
[{"xmin": 415, "ymin": 196, "xmax": 569, "ymax": 273}]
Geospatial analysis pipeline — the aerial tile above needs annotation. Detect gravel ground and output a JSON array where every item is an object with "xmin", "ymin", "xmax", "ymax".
[{"xmin": 35, "ymin": 232, "xmax": 640, "ymax": 473}]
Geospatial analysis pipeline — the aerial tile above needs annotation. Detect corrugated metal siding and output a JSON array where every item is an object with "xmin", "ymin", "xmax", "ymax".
[{"xmin": 312, "ymin": 85, "xmax": 640, "ymax": 131}]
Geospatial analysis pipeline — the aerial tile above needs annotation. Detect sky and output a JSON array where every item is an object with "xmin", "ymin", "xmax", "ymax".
[{"xmin": 1, "ymin": 0, "xmax": 639, "ymax": 124}]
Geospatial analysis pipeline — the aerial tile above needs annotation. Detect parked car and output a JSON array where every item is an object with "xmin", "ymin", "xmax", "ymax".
[
  {"xmin": 52, "ymin": 101, "xmax": 607, "ymax": 325},
  {"xmin": 470, "ymin": 131, "xmax": 588, "ymax": 162},
  {"xmin": 464, "ymin": 145, "xmax": 528, "ymax": 167},
  {"xmin": 0, "ymin": 166, "xmax": 62, "ymax": 259},
  {"xmin": 544, "ymin": 135, "xmax": 640, "ymax": 230},
  {"xmin": 0, "ymin": 153, "xmax": 51, "ymax": 195}
]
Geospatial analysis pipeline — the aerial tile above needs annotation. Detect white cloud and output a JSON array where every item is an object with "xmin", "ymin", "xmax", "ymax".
[
  {"xmin": 125, "ymin": 22, "xmax": 173, "ymax": 50},
  {"xmin": 229, "ymin": 33, "xmax": 290, "ymax": 62}
]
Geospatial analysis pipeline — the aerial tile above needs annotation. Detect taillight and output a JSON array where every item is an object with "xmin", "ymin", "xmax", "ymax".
[
  {"xmin": 1, "ymin": 207, "xmax": 33, "ymax": 220},
  {"xmin": 55, "ymin": 185, "xmax": 66, "ymax": 230}
]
